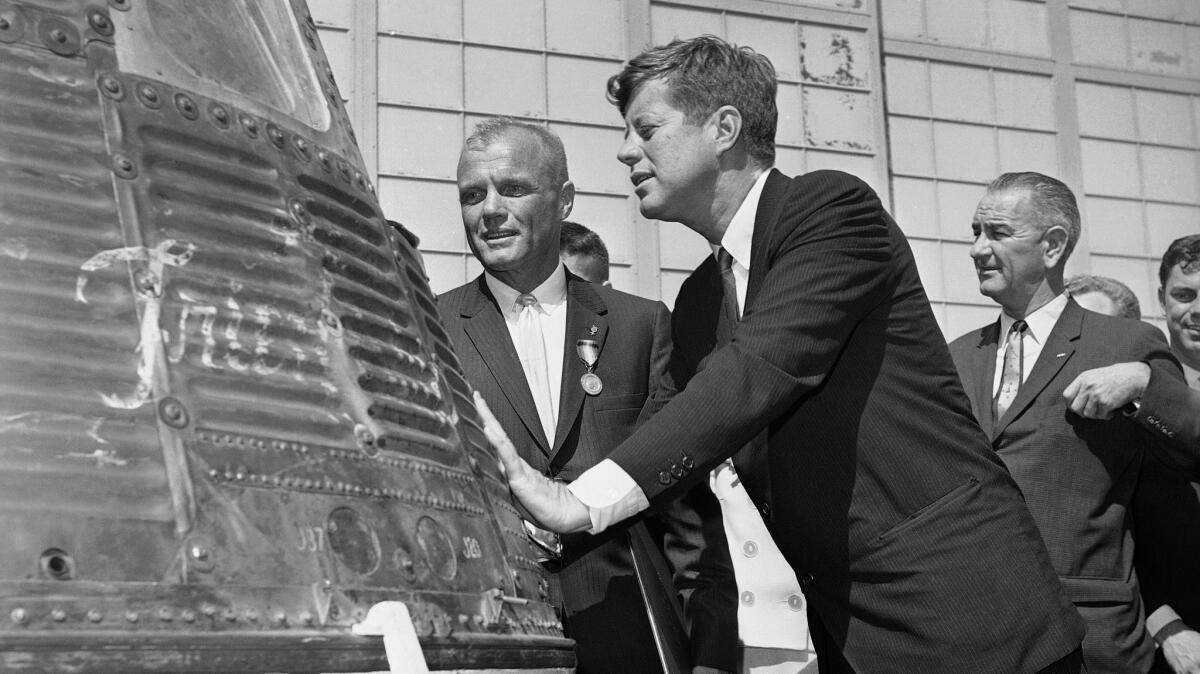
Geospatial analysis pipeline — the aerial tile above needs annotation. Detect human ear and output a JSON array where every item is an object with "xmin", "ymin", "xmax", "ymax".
[{"xmin": 712, "ymin": 106, "xmax": 742, "ymax": 155}]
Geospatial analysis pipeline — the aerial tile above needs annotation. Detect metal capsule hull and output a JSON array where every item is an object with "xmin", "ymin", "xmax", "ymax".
[{"xmin": 0, "ymin": 0, "xmax": 570, "ymax": 670}]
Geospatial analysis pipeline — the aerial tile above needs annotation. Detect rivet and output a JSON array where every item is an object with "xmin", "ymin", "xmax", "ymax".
[
  {"xmin": 239, "ymin": 114, "xmax": 258, "ymax": 137},
  {"xmin": 174, "ymin": 93, "xmax": 198, "ymax": 120},
  {"xmin": 293, "ymin": 136, "xmax": 310, "ymax": 160},
  {"xmin": 49, "ymin": 28, "xmax": 66, "ymax": 43},
  {"xmin": 50, "ymin": 608, "xmax": 66, "ymax": 622},
  {"xmin": 87, "ymin": 9, "xmax": 113, "ymax": 36},
  {"xmin": 273, "ymin": 611, "xmax": 287, "ymax": 626},
  {"xmin": 200, "ymin": 604, "xmax": 216, "ymax": 617},
  {"xmin": 157, "ymin": 607, "xmax": 172, "ymax": 622},
  {"xmin": 136, "ymin": 83, "xmax": 161, "ymax": 109},
  {"xmin": 317, "ymin": 151, "xmax": 333, "ymax": 172},
  {"xmin": 87, "ymin": 609, "xmax": 103, "ymax": 623},
  {"xmin": 10, "ymin": 608, "xmax": 27, "ymax": 625},
  {"xmin": 244, "ymin": 608, "xmax": 258, "ymax": 622},
  {"xmin": 189, "ymin": 545, "xmax": 208, "ymax": 562},
  {"xmin": 298, "ymin": 611, "xmax": 313, "ymax": 625},
  {"xmin": 288, "ymin": 199, "xmax": 309, "ymax": 226},
  {"xmin": 209, "ymin": 104, "xmax": 230, "ymax": 128},
  {"xmin": 158, "ymin": 397, "xmax": 189, "ymax": 428},
  {"xmin": 267, "ymin": 124, "xmax": 285, "ymax": 148},
  {"xmin": 111, "ymin": 153, "xmax": 137, "ymax": 179},
  {"xmin": 98, "ymin": 74, "xmax": 123, "ymax": 99},
  {"xmin": 133, "ymin": 268, "xmax": 160, "ymax": 297},
  {"xmin": 181, "ymin": 609, "xmax": 195, "ymax": 623},
  {"xmin": 222, "ymin": 608, "xmax": 237, "ymax": 622},
  {"xmin": 125, "ymin": 610, "xmax": 139, "ymax": 623}
]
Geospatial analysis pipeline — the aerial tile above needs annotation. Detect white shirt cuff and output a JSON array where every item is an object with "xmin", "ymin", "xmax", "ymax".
[
  {"xmin": 1147, "ymin": 604, "xmax": 1183, "ymax": 638},
  {"xmin": 566, "ymin": 458, "xmax": 650, "ymax": 534}
]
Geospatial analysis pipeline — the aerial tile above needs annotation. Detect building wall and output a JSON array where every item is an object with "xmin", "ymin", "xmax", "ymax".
[{"xmin": 309, "ymin": 0, "xmax": 1199, "ymax": 337}]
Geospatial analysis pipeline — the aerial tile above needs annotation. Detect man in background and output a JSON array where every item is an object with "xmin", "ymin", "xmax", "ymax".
[
  {"xmin": 438, "ymin": 117, "xmax": 736, "ymax": 673},
  {"xmin": 948, "ymin": 172, "xmax": 1193, "ymax": 673},
  {"xmin": 1067, "ymin": 274, "xmax": 1141, "ymax": 320},
  {"xmin": 1132, "ymin": 235, "xmax": 1200, "ymax": 674},
  {"xmin": 560, "ymin": 221, "xmax": 611, "ymax": 287}
]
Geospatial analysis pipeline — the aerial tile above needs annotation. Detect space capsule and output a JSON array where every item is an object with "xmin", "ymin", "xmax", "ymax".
[{"xmin": 0, "ymin": 0, "xmax": 572, "ymax": 670}]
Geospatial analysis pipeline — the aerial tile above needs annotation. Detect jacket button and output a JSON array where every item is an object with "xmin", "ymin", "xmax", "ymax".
[
  {"xmin": 680, "ymin": 454, "xmax": 695, "ymax": 469},
  {"xmin": 670, "ymin": 463, "xmax": 684, "ymax": 478},
  {"xmin": 759, "ymin": 503, "xmax": 771, "ymax": 521},
  {"xmin": 742, "ymin": 541, "xmax": 758, "ymax": 557},
  {"xmin": 799, "ymin": 573, "xmax": 814, "ymax": 587},
  {"xmin": 740, "ymin": 591, "xmax": 755, "ymax": 606},
  {"xmin": 658, "ymin": 471, "xmax": 672, "ymax": 485},
  {"xmin": 788, "ymin": 594, "xmax": 804, "ymax": 611}
]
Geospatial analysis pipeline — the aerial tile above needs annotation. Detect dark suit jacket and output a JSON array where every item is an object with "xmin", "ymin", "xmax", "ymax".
[
  {"xmin": 604, "ymin": 169, "xmax": 1085, "ymax": 673},
  {"xmin": 949, "ymin": 299, "xmax": 1190, "ymax": 673},
  {"xmin": 438, "ymin": 272, "xmax": 736, "ymax": 673}
]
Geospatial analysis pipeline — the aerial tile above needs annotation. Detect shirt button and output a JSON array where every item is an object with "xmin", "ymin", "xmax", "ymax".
[
  {"xmin": 657, "ymin": 471, "xmax": 672, "ymax": 485},
  {"xmin": 788, "ymin": 594, "xmax": 804, "ymax": 611},
  {"xmin": 741, "ymin": 591, "xmax": 755, "ymax": 606},
  {"xmin": 742, "ymin": 541, "xmax": 758, "ymax": 557}
]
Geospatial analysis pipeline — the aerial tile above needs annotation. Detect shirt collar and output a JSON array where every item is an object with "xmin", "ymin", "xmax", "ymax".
[
  {"xmin": 1182, "ymin": 361, "xmax": 1200, "ymax": 390},
  {"xmin": 711, "ymin": 170, "xmax": 770, "ymax": 268},
  {"xmin": 999, "ymin": 292, "xmax": 1069, "ymax": 345},
  {"xmin": 484, "ymin": 264, "xmax": 568, "ymax": 313}
]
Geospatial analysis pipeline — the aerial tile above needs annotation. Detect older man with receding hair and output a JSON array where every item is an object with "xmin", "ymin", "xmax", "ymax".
[{"xmin": 949, "ymin": 171, "xmax": 1198, "ymax": 673}]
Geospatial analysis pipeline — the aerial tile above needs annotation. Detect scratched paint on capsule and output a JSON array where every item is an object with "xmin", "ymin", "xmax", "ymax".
[{"xmin": 78, "ymin": 240, "xmax": 196, "ymax": 409}]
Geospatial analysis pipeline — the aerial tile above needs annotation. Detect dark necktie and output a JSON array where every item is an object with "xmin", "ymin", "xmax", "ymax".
[
  {"xmin": 993, "ymin": 319, "xmax": 1027, "ymax": 427},
  {"xmin": 716, "ymin": 248, "xmax": 738, "ymax": 346}
]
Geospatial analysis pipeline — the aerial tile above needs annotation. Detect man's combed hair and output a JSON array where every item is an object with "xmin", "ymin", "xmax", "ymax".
[
  {"xmin": 606, "ymin": 35, "xmax": 778, "ymax": 165},
  {"xmin": 1066, "ymin": 274, "xmax": 1141, "ymax": 320},
  {"xmin": 987, "ymin": 171, "xmax": 1081, "ymax": 261},
  {"xmin": 1159, "ymin": 234, "xmax": 1200, "ymax": 286},
  {"xmin": 463, "ymin": 117, "xmax": 569, "ymax": 185},
  {"xmin": 559, "ymin": 221, "xmax": 609, "ymax": 270}
]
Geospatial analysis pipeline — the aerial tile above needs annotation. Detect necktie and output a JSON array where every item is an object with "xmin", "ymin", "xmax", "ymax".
[
  {"xmin": 515, "ymin": 293, "xmax": 557, "ymax": 444},
  {"xmin": 716, "ymin": 248, "xmax": 738, "ymax": 346},
  {"xmin": 993, "ymin": 319, "xmax": 1028, "ymax": 427}
]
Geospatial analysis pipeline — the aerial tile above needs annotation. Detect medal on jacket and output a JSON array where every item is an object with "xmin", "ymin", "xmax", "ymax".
[{"xmin": 576, "ymin": 339, "xmax": 602, "ymax": 396}]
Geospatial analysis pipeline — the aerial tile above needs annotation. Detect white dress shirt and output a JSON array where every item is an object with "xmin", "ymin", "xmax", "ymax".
[
  {"xmin": 485, "ymin": 266, "xmax": 568, "ymax": 443},
  {"xmin": 991, "ymin": 292, "xmax": 1069, "ymax": 395}
]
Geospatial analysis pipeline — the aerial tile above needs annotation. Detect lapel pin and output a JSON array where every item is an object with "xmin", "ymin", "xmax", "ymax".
[
  {"xmin": 576, "ymin": 339, "xmax": 603, "ymax": 396},
  {"xmin": 587, "ymin": 325, "xmax": 598, "ymax": 336}
]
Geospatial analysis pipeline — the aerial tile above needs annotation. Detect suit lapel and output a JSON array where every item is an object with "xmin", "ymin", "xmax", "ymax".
[
  {"xmin": 969, "ymin": 321, "xmax": 1001, "ymax": 436},
  {"xmin": 552, "ymin": 275, "xmax": 608, "ymax": 459},
  {"xmin": 994, "ymin": 300, "xmax": 1082, "ymax": 438},
  {"xmin": 459, "ymin": 276, "xmax": 552, "ymax": 455}
]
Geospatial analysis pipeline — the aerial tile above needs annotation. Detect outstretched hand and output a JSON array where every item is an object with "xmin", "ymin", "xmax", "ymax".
[
  {"xmin": 1063, "ymin": 361, "xmax": 1150, "ymax": 420},
  {"xmin": 473, "ymin": 392, "xmax": 591, "ymax": 534}
]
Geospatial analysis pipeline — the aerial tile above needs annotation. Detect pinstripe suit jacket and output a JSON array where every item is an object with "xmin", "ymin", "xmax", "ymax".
[
  {"xmin": 437, "ymin": 272, "xmax": 736, "ymax": 673},
  {"xmin": 603, "ymin": 169, "xmax": 1085, "ymax": 673},
  {"xmin": 949, "ymin": 300, "xmax": 1190, "ymax": 674}
]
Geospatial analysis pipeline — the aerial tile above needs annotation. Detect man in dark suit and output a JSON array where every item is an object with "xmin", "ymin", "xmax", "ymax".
[
  {"xmin": 476, "ymin": 36, "xmax": 1087, "ymax": 673},
  {"xmin": 438, "ymin": 118, "xmax": 736, "ymax": 673},
  {"xmin": 947, "ymin": 172, "xmax": 1195, "ymax": 673}
]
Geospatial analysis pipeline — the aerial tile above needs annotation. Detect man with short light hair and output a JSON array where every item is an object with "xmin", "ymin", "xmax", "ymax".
[
  {"xmin": 440, "ymin": 117, "xmax": 736, "ymax": 673},
  {"xmin": 949, "ymin": 171, "xmax": 1196, "ymax": 673}
]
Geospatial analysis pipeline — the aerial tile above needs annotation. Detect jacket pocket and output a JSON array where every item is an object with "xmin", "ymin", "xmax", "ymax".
[{"xmin": 877, "ymin": 476, "xmax": 980, "ymax": 541}]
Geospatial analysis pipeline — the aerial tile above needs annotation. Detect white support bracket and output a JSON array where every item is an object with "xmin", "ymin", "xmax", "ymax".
[{"xmin": 351, "ymin": 601, "xmax": 429, "ymax": 674}]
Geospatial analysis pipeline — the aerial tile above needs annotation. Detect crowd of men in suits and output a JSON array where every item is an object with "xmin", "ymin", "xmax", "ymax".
[{"xmin": 427, "ymin": 32, "xmax": 1200, "ymax": 674}]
